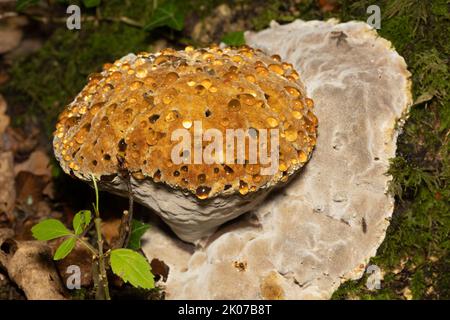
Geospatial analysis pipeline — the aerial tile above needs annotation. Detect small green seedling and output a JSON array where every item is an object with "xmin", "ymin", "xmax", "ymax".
[{"xmin": 31, "ymin": 175, "xmax": 154, "ymax": 299}]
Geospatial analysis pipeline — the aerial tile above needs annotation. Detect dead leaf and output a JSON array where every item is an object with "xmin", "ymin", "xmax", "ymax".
[
  {"xmin": 15, "ymin": 171, "xmax": 48, "ymax": 210},
  {"xmin": 3, "ymin": 15, "xmax": 29, "ymax": 29},
  {"xmin": 2, "ymin": 126, "xmax": 39, "ymax": 159},
  {"xmin": 0, "ymin": 228, "xmax": 67, "ymax": 300},
  {"xmin": 0, "ymin": 27, "xmax": 22, "ymax": 54},
  {"xmin": 15, "ymin": 206, "xmax": 62, "ymax": 241},
  {"xmin": 4, "ymin": 38, "xmax": 43, "ymax": 62},
  {"xmin": 101, "ymin": 219, "xmax": 121, "ymax": 246},
  {"xmin": 0, "ymin": 152, "xmax": 15, "ymax": 225},
  {"xmin": 0, "ymin": 71, "xmax": 9, "ymax": 86},
  {"xmin": 150, "ymin": 258, "xmax": 170, "ymax": 282},
  {"xmin": 0, "ymin": 94, "xmax": 9, "ymax": 139},
  {"xmin": 14, "ymin": 149, "xmax": 51, "ymax": 177},
  {"xmin": 42, "ymin": 181, "xmax": 55, "ymax": 199},
  {"xmin": 413, "ymin": 91, "xmax": 435, "ymax": 106},
  {"xmin": 318, "ymin": 0, "xmax": 338, "ymax": 12},
  {"xmin": 50, "ymin": 238, "xmax": 93, "ymax": 287},
  {"xmin": 402, "ymin": 287, "xmax": 413, "ymax": 300}
]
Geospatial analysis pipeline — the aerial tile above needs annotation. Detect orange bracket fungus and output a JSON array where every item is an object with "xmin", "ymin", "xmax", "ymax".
[{"xmin": 53, "ymin": 44, "xmax": 318, "ymax": 243}]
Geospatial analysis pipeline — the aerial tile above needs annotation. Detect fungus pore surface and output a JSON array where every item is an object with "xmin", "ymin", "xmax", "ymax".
[{"xmin": 53, "ymin": 45, "xmax": 318, "ymax": 200}]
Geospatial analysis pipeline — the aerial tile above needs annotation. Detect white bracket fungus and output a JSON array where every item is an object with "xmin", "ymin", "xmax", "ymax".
[{"xmin": 139, "ymin": 19, "xmax": 412, "ymax": 299}]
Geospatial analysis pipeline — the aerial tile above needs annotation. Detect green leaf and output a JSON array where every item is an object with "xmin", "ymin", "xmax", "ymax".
[
  {"xmin": 73, "ymin": 210, "xmax": 92, "ymax": 235},
  {"xmin": 16, "ymin": 0, "xmax": 40, "ymax": 11},
  {"xmin": 221, "ymin": 31, "xmax": 246, "ymax": 46},
  {"xmin": 31, "ymin": 219, "xmax": 73, "ymax": 241},
  {"xmin": 413, "ymin": 91, "xmax": 435, "ymax": 106},
  {"xmin": 83, "ymin": 0, "xmax": 101, "ymax": 8},
  {"xmin": 145, "ymin": 0, "xmax": 185, "ymax": 31},
  {"xmin": 54, "ymin": 237, "xmax": 76, "ymax": 260},
  {"xmin": 110, "ymin": 249, "xmax": 154, "ymax": 289},
  {"xmin": 127, "ymin": 220, "xmax": 150, "ymax": 250}
]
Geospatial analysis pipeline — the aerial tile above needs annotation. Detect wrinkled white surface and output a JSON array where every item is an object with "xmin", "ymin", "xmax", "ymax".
[
  {"xmin": 142, "ymin": 19, "xmax": 412, "ymax": 299},
  {"xmin": 101, "ymin": 175, "xmax": 270, "ymax": 243}
]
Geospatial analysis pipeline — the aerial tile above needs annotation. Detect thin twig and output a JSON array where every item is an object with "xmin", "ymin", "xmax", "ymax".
[
  {"xmin": 91, "ymin": 175, "xmax": 110, "ymax": 300},
  {"xmin": 115, "ymin": 172, "xmax": 134, "ymax": 249},
  {"xmin": 124, "ymin": 177, "xmax": 134, "ymax": 247},
  {"xmin": 24, "ymin": 13, "xmax": 144, "ymax": 28},
  {"xmin": 0, "ymin": 12, "xmax": 18, "ymax": 20}
]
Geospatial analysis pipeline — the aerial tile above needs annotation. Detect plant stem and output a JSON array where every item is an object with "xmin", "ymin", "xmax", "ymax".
[
  {"xmin": 116, "ymin": 174, "xmax": 134, "ymax": 248},
  {"xmin": 24, "ymin": 12, "xmax": 144, "ymax": 28},
  {"xmin": 91, "ymin": 175, "xmax": 111, "ymax": 301},
  {"xmin": 76, "ymin": 237, "xmax": 98, "ymax": 256},
  {"xmin": 94, "ymin": 217, "xmax": 110, "ymax": 300},
  {"xmin": 93, "ymin": 176, "xmax": 100, "ymax": 214},
  {"xmin": 124, "ymin": 182, "xmax": 134, "ymax": 247}
]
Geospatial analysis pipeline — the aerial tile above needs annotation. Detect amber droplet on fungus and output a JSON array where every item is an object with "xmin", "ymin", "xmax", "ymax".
[{"xmin": 53, "ymin": 45, "xmax": 318, "ymax": 200}]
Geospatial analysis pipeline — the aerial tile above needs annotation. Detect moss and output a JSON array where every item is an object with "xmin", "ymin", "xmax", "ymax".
[
  {"xmin": 379, "ymin": 15, "xmax": 415, "ymax": 52},
  {"xmin": 3, "ymin": 19, "xmax": 150, "ymax": 135},
  {"xmin": 249, "ymin": 0, "xmax": 297, "ymax": 31},
  {"xmin": 296, "ymin": 0, "xmax": 450, "ymax": 300},
  {"xmin": 333, "ymin": 274, "xmax": 403, "ymax": 300},
  {"xmin": 413, "ymin": 49, "xmax": 449, "ymax": 102},
  {"xmin": 101, "ymin": 0, "xmax": 156, "ymax": 22}
]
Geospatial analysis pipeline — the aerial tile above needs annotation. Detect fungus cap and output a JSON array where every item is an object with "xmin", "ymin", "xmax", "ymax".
[{"xmin": 53, "ymin": 45, "xmax": 318, "ymax": 242}]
